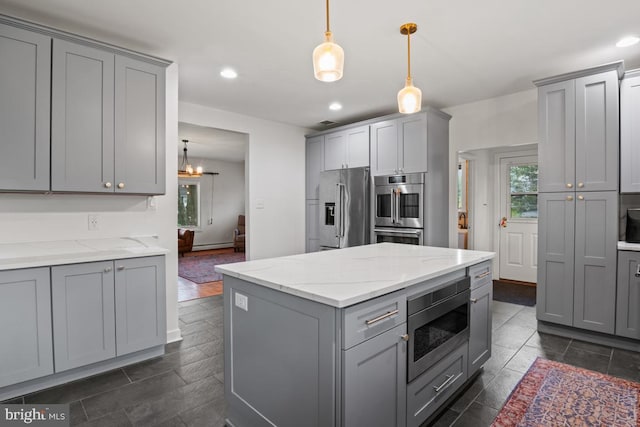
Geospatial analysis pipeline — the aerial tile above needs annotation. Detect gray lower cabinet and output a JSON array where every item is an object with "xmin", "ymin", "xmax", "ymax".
[
  {"xmin": 52, "ymin": 256, "xmax": 165, "ymax": 372},
  {"xmin": 52, "ymin": 261, "xmax": 116, "ymax": 372},
  {"xmin": 537, "ymin": 191, "xmax": 617, "ymax": 333},
  {"xmin": 621, "ymin": 70, "xmax": 640, "ymax": 193},
  {"xmin": 469, "ymin": 282, "xmax": 492, "ymax": 374},
  {"xmin": 0, "ymin": 23, "xmax": 51, "ymax": 192},
  {"xmin": 616, "ymin": 251, "xmax": 640, "ymax": 339},
  {"xmin": 115, "ymin": 256, "xmax": 166, "ymax": 355},
  {"xmin": 342, "ymin": 323, "xmax": 407, "ymax": 427},
  {"xmin": 0, "ymin": 268, "xmax": 53, "ymax": 387}
]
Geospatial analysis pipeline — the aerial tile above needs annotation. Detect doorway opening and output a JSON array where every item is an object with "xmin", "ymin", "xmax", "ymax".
[{"xmin": 176, "ymin": 122, "xmax": 248, "ymax": 302}]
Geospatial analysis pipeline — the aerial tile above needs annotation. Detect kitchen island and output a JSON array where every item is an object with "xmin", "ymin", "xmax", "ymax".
[{"xmin": 216, "ymin": 243, "xmax": 495, "ymax": 427}]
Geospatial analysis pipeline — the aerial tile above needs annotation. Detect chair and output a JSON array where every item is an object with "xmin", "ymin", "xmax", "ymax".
[
  {"xmin": 178, "ymin": 229, "xmax": 194, "ymax": 256},
  {"xmin": 234, "ymin": 215, "xmax": 246, "ymax": 252}
]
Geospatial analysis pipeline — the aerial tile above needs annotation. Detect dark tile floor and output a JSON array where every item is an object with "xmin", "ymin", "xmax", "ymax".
[{"xmin": 4, "ymin": 296, "xmax": 640, "ymax": 426}]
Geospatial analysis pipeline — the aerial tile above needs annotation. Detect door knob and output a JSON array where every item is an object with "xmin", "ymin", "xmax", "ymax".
[
  {"xmin": 499, "ymin": 217, "xmax": 507, "ymax": 228},
  {"xmin": 117, "ymin": 182, "xmax": 125, "ymax": 189}
]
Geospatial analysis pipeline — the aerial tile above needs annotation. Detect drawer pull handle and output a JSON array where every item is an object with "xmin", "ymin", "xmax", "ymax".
[
  {"xmin": 636, "ymin": 264, "xmax": 640, "ymax": 278},
  {"xmin": 365, "ymin": 309, "xmax": 399, "ymax": 325},
  {"xmin": 475, "ymin": 271, "xmax": 491, "ymax": 279},
  {"xmin": 433, "ymin": 374, "xmax": 456, "ymax": 393}
]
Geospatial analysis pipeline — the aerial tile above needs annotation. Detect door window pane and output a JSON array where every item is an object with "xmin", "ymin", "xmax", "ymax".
[
  {"xmin": 509, "ymin": 164, "xmax": 538, "ymax": 219},
  {"xmin": 178, "ymin": 183, "xmax": 199, "ymax": 227}
]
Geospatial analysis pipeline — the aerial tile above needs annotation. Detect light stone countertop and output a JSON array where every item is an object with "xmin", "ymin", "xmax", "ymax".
[
  {"xmin": 0, "ymin": 236, "xmax": 169, "ymax": 271},
  {"xmin": 618, "ymin": 241, "xmax": 640, "ymax": 251},
  {"xmin": 216, "ymin": 242, "xmax": 495, "ymax": 308}
]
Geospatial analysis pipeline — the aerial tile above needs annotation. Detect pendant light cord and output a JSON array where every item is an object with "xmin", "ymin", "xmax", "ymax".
[
  {"xmin": 326, "ymin": 0, "xmax": 330, "ymax": 33},
  {"xmin": 407, "ymin": 31, "xmax": 411, "ymax": 80}
]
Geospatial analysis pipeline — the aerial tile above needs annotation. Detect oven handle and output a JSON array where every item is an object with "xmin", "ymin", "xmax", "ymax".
[
  {"xmin": 390, "ymin": 189, "xmax": 396, "ymax": 224},
  {"xmin": 374, "ymin": 228, "xmax": 422, "ymax": 235},
  {"xmin": 395, "ymin": 189, "xmax": 401, "ymax": 224},
  {"xmin": 365, "ymin": 309, "xmax": 399, "ymax": 325}
]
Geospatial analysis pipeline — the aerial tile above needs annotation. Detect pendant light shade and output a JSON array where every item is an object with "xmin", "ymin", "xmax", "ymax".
[
  {"xmin": 313, "ymin": 0, "xmax": 344, "ymax": 82},
  {"xmin": 397, "ymin": 23, "xmax": 422, "ymax": 114}
]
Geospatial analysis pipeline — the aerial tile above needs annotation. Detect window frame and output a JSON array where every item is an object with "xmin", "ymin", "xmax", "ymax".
[{"xmin": 506, "ymin": 162, "xmax": 538, "ymax": 221}]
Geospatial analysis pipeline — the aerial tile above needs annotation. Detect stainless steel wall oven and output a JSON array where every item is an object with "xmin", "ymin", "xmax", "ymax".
[
  {"xmin": 406, "ymin": 276, "xmax": 471, "ymax": 382},
  {"xmin": 374, "ymin": 173, "xmax": 425, "ymax": 245}
]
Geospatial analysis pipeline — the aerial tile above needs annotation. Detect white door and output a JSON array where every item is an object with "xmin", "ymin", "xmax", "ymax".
[{"xmin": 499, "ymin": 155, "xmax": 538, "ymax": 283}]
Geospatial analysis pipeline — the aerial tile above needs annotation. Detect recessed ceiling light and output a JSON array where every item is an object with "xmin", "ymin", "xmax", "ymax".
[
  {"xmin": 220, "ymin": 68, "xmax": 238, "ymax": 79},
  {"xmin": 329, "ymin": 102, "xmax": 342, "ymax": 111},
  {"xmin": 616, "ymin": 36, "xmax": 640, "ymax": 48}
]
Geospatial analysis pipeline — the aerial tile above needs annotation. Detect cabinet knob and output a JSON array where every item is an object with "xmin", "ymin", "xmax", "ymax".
[
  {"xmin": 400, "ymin": 334, "xmax": 409, "ymax": 342},
  {"xmin": 566, "ymin": 195, "xmax": 574, "ymax": 201},
  {"xmin": 117, "ymin": 266, "xmax": 125, "ymax": 271},
  {"xmin": 577, "ymin": 182, "xmax": 584, "ymax": 188},
  {"xmin": 117, "ymin": 182, "xmax": 125, "ymax": 189},
  {"xmin": 104, "ymin": 267, "xmax": 112, "ymax": 273},
  {"xmin": 578, "ymin": 195, "xmax": 584, "ymax": 201},
  {"xmin": 635, "ymin": 264, "xmax": 640, "ymax": 278},
  {"xmin": 470, "ymin": 298, "xmax": 478, "ymax": 303},
  {"xmin": 104, "ymin": 182, "xmax": 112, "ymax": 189},
  {"xmin": 566, "ymin": 183, "xmax": 573, "ymax": 188}
]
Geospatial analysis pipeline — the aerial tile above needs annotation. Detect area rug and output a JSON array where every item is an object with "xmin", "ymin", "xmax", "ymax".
[
  {"xmin": 492, "ymin": 357, "xmax": 640, "ymax": 426},
  {"xmin": 493, "ymin": 280, "xmax": 536, "ymax": 307},
  {"xmin": 178, "ymin": 252, "xmax": 245, "ymax": 283}
]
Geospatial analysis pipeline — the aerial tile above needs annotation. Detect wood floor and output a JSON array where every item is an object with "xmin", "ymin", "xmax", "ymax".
[{"xmin": 177, "ymin": 248, "xmax": 238, "ymax": 302}]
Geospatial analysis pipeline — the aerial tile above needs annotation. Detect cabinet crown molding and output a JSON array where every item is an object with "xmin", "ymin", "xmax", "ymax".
[{"xmin": 533, "ymin": 60, "xmax": 624, "ymax": 87}]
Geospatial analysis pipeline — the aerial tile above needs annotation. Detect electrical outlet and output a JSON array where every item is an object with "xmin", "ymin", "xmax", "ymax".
[
  {"xmin": 235, "ymin": 292, "xmax": 248, "ymax": 311},
  {"xmin": 147, "ymin": 196, "xmax": 157, "ymax": 211},
  {"xmin": 88, "ymin": 214, "xmax": 99, "ymax": 231}
]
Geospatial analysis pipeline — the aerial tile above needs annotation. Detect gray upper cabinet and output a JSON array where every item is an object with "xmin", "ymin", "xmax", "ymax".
[
  {"xmin": 51, "ymin": 39, "xmax": 115, "ymax": 192},
  {"xmin": 52, "ymin": 261, "xmax": 116, "ymax": 372},
  {"xmin": 115, "ymin": 256, "xmax": 166, "ymax": 355},
  {"xmin": 323, "ymin": 125, "xmax": 369, "ymax": 170},
  {"xmin": 0, "ymin": 268, "xmax": 53, "ymax": 388},
  {"xmin": 305, "ymin": 135, "xmax": 324, "ymax": 199},
  {"xmin": 616, "ymin": 251, "xmax": 640, "ymax": 339},
  {"xmin": 370, "ymin": 113, "xmax": 429, "ymax": 176},
  {"xmin": 537, "ymin": 191, "xmax": 617, "ymax": 333},
  {"xmin": 621, "ymin": 70, "xmax": 640, "ymax": 193},
  {"xmin": 114, "ymin": 56, "xmax": 166, "ymax": 194},
  {"xmin": 536, "ymin": 66, "xmax": 620, "ymax": 193},
  {"xmin": 0, "ymin": 23, "xmax": 51, "ymax": 191}
]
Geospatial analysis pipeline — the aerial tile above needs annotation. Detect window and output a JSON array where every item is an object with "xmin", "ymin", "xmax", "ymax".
[
  {"xmin": 178, "ymin": 183, "xmax": 200, "ymax": 227},
  {"xmin": 457, "ymin": 161, "xmax": 467, "ymax": 212},
  {"xmin": 509, "ymin": 163, "xmax": 538, "ymax": 219}
]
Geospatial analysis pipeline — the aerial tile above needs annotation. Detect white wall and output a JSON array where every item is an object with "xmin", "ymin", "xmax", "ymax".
[
  {"xmin": 443, "ymin": 88, "xmax": 538, "ymax": 251},
  {"xmin": 0, "ymin": 63, "xmax": 181, "ymax": 343},
  {"xmin": 180, "ymin": 156, "xmax": 246, "ymax": 249},
  {"xmin": 179, "ymin": 102, "xmax": 308, "ymax": 260}
]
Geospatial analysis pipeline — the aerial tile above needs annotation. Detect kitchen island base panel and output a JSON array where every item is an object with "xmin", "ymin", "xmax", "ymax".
[
  {"xmin": 224, "ymin": 276, "xmax": 336, "ymax": 427},
  {"xmin": 537, "ymin": 320, "xmax": 640, "ymax": 353}
]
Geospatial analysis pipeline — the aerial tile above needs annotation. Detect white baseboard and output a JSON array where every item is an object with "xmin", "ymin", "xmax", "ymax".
[
  {"xmin": 166, "ymin": 328, "xmax": 183, "ymax": 343},
  {"xmin": 193, "ymin": 243, "xmax": 233, "ymax": 251}
]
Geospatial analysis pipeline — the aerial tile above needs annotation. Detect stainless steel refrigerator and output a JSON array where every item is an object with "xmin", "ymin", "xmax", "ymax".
[{"xmin": 319, "ymin": 167, "xmax": 370, "ymax": 249}]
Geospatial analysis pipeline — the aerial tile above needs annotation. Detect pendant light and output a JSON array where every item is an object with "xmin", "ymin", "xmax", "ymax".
[
  {"xmin": 312, "ymin": 0, "xmax": 344, "ymax": 82},
  {"xmin": 397, "ymin": 23, "xmax": 422, "ymax": 114},
  {"xmin": 178, "ymin": 139, "xmax": 203, "ymax": 178}
]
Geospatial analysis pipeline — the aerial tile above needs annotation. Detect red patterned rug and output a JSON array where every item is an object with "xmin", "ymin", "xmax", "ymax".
[
  {"xmin": 492, "ymin": 358, "xmax": 640, "ymax": 426},
  {"xmin": 178, "ymin": 252, "xmax": 245, "ymax": 283}
]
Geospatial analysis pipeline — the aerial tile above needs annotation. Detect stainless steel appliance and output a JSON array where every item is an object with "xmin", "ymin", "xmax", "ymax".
[
  {"xmin": 406, "ymin": 276, "xmax": 471, "ymax": 382},
  {"xmin": 374, "ymin": 173, "xmax": 425, "ymax": 245},
  {"xmin": 319, "ymin": 167, "xmax": 370, "ymax": 249}
]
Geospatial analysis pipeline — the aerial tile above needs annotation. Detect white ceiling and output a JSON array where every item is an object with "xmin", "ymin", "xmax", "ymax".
[
  {"xmin": 2, "ymin": 0, "xmax": 640, "ymax": 130},
  {"xmin": 178, "ymin": 122, "xmax": 246, "ymax": 162}
]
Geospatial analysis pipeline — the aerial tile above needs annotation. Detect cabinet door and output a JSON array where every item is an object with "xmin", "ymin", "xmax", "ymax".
[
  {"xmin": 573, "ymin": 191, "xmax": 617, "ymax": 334},
  {"xmin": 0, "ymin": 268, "xmax": 53, "ymax": 387},
  {"xmin": 342, "ymin": 323, "xmax": 406, "ymax": 427},
  {"xmin": 51, "ymin": 39, "xmax": 115, "ymax": 192},
  {"xmin": 616, "ymin": 251, "xmax": 640, "ymax": 339},
  {"xmin": 620, "ymin": 72, "xmax": 640, "ymax": 193},
  {"xmin": 345, "ymin": 126, "xmax": 370, "ymax": 168},
  {"xmin": 537, "ymin": 192, "xmax": 575, "ymax": 325},
  {"xmin": 114, "ymin": 56, "xmax": 166, "ymax": 194},
  {"xmin": 0, "ymin": 24, "xmax": 51, "ymax": 191},
  {"xmin": 370, "ymin": 119, "xmax": 399, "ymax": 176},
  {"xmin": 306, "ymin": 199, "xmax": 320, "ymax": 253},
  {"xmin": 469, "ymin": 282, "xmax": 492, "ymax": 374},
  {"xmin": 538, "ymin": 81, "xmax": 575, "ymax": 192},
  {"xmin": 306, "ymin": 135, "xmax": 324, "ymax": 199},
  {"xmin": 52, "ymin": 261, "xmax": 116, "ymax": 372},
  {"xmin": 324, "ymin": 131, "xmax": 346, "ymax": 170},
  {"xmin": 575, "ymin": 71, "xmax": 619, "ymax": 192},
  {"xmin": 115, "ymin": 256, "xmax": 166, "ymax": 355},
  {"xmin": 398, "ymin": 113, "xmax": 427, "ymax": 174}
]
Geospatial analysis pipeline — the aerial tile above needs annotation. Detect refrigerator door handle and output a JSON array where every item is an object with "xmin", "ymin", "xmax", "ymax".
[
  {"xmin": 335, "ymin": 183, "xmax": 341, "ymax": 238},
  {"xmin": 337, "ymin": 183, "xmax": 346, "ymax": 237}
]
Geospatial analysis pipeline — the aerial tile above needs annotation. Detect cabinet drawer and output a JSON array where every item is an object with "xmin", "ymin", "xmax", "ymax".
[
  {"xmin": 342, "ymin": 290, "xmax": 406, "ymax": 349},
  {"xmin": 469, "ymin": 261, "xmax": 492, "ymax": 290},
  {"xmin": 407, "ymin": 343, "xmax": 468, "ymax": 427}
]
